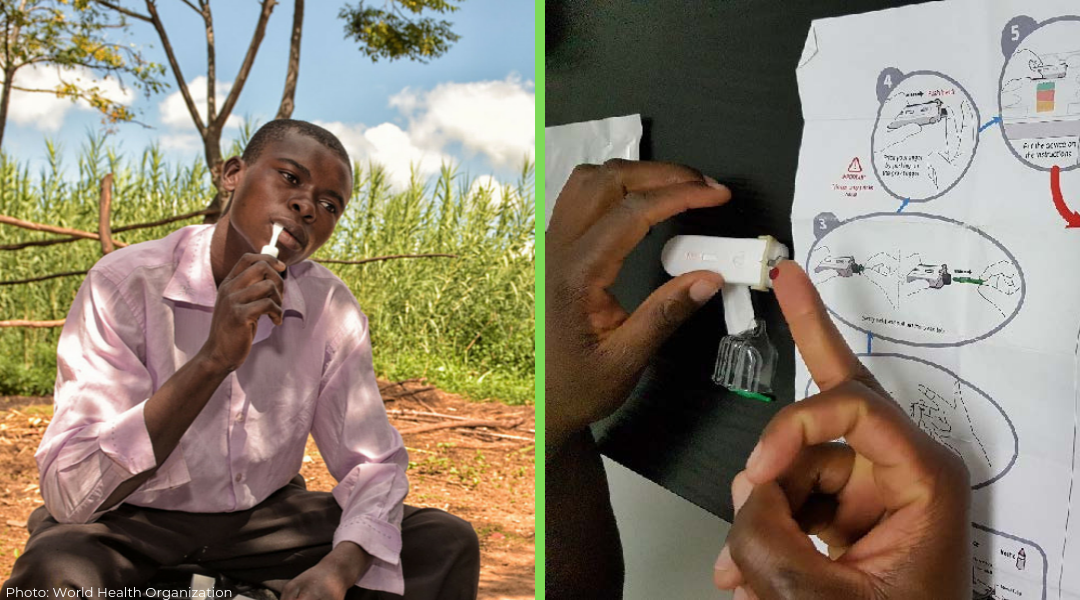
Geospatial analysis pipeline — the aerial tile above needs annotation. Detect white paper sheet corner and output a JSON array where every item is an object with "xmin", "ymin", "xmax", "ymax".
[{"xmin": 543, "ymin": 114, "xmax": 643, "ymax": 229}]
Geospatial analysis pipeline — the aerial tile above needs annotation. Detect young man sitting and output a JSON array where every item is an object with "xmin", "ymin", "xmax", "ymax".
[{"xmin": 1, "ymin": 120, "xmax": 480, "ymax": 600}]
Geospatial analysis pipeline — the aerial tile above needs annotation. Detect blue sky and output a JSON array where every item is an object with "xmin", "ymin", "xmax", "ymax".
[{"xmin": 1, "ymin": 0, "xmax": 535, "ymax": 190}]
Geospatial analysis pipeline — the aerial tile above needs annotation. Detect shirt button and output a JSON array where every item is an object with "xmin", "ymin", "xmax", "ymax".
[{"xmin": 235, "ymin": 474, "xmax": 242, "ymax": 483}]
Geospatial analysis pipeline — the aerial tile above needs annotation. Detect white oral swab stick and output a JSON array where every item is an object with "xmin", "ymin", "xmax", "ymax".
[{"xmin": 261, "ymin": 223, "xmax": 284, "ymax": 259}]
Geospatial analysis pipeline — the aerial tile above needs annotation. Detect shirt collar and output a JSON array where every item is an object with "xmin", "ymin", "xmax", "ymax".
[{"xmin": 163, "ymin": 224, "xmax": 307, "ymax": 322}]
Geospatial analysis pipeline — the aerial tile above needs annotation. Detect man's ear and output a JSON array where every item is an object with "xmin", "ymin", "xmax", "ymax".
[{"xmin": 221, "ymin": 156, "xmax": 245, "ymax": 193}]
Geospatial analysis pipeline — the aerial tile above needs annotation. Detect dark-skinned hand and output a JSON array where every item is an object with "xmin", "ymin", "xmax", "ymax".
[
  {"xmin": 713, "ymin": 261, "xmax": 972, "ymax": 600},
  {"xmin": 200, "ymin": 252, "xmax": 286, "ymax": 372},
  {"xmin": 546, "ymin": 158, "xmax": 731, "ymax": 448},
  {"xmin": 280, "ymin": 541, "xmax": 370, "ymax": 600}
]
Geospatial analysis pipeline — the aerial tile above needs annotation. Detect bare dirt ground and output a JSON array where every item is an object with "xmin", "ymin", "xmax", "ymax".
[{"xmin": 0, "ymin": 380, "xmax": 535, "ymax": 599}]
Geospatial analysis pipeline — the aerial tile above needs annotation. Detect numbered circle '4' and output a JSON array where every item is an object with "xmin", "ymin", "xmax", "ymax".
[{"xmin": 872, "ymin": 69, "xmax": 981, "ymax": 203}]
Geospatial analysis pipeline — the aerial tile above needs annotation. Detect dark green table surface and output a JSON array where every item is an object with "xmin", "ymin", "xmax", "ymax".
[{"xmin": 546, "ymin": 0, "xmax": 934, "ymax": 521}]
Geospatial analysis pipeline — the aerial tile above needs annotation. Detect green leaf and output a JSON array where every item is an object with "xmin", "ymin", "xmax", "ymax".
[{"xmin": 339, "ymin": 0, "xmax": 462, "ymax": 63}]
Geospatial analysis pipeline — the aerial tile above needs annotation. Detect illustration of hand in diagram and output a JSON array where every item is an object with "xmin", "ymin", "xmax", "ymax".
[
  {"xmin": 872, "ymin": 71, "xmax": 980, "ymax": 201},
  {"xmin": 806, "ymin": 213, "xmax": 1026, "ymax": 348},
  {"xmin": 878, "ymin": 98, "xmax": 976, "ymax": 191},
  {"xmin": 902, "ymin": 381, "xmax": 992, "ymax": 469},
  {"xmin": 804, "ymin": 354, "xmax": 1018, "ymax": 490},
  {"xmin": 925, "ymin": 99, "xmax": 976, "ymax": 189},
  {"xmin": 878, "ymin": 118, "xmax": 924, "ymax": 153},
  {"xmin": 814, "ymin": 248, "xmax": 1020, "ymax": 314}
]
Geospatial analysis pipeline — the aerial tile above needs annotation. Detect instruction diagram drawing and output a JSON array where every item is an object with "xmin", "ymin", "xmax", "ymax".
[{"xmin": 793, "ymin": 5, "xmax": 1080, "ymax": 598}]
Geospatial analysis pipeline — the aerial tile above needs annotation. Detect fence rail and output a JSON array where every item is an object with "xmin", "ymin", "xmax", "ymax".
[{"xmin": 0, "ymin": 175, "xmax": 458, "ymax": 327}]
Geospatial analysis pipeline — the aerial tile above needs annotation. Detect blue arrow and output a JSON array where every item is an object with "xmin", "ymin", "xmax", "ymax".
[
  {"xmin": 897, "ymin": 198, "xmax": 910, "ymax": 213},
  {"xmin": 867, "ymin": 332, "xmax": 873, "ymax": 354},
  {"xmin": 978, "ymin": 116, "xmax": 1002, "ymax": 133}
]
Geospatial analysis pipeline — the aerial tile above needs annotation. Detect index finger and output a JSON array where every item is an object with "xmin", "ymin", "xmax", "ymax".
[
  {"xmin": 745, "ymin": 381, "xmax": 963, "ymax": 510},
  {"xmin": 550, "ymin": 159, "xmax": 722, "ymax": 243},
  {"xmin": 574, "ymin": 180, "xmax": 732, "ymax": 287},
  {"xmin": 225, "ymin": 253, "xmax": 287, "ymax": 285},
  {"xmin": 771, "ymin": 260, "xmax": 865, "ymax": 392}
]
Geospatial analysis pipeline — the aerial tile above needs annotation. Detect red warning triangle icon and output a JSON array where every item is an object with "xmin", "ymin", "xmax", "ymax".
[{"xmin": 847, "ymin": 157, "xmax": 863, "ymax": 173}]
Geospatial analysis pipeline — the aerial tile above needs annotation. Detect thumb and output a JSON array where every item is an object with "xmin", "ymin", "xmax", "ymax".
[
  {"xmin": 727, "ymin": 481, "xmax": 871, "ymax": 599},
  {"xmin": 604, "ymin": 270, "xmax": 723, "ymax": 368}
]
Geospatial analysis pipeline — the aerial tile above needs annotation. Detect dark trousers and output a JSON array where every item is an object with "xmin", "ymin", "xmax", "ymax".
[{"xmin": 2, "ymin": 476, "xmax": 479, "ymax": 599}]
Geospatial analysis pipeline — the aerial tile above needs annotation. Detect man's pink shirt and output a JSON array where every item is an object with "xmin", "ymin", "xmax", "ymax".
[{"xmin": 35, "ymin": 225, "xmax": 409, "ymax": 593}]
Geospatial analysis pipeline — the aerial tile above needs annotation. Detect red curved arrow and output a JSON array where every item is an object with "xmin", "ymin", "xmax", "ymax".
[{"xmin": 1051, "ymin": 165, "xmax": 1080, "ymax": 228}]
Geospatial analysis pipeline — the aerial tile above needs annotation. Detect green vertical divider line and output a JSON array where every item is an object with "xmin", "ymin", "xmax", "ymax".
[{"xmin": 534, "ymin": 0, "xmax": 546, "ymax": 596}]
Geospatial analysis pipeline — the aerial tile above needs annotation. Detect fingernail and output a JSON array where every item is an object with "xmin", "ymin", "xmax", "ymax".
[
  {"xmin": 714, "ymin": 544, "xmax": 733, "ymax": 571},
  {"xmin": 768, "ymin": 267, "xmax": 779, "ymax": 280},
  {"xmin": 689, "ymin": 278, "xmax": 722, "ymax": 304},
  {"xmin": 703, "ymin": 175, "xmax": 726, "ymax": 190},
  {"xmin": 746, "ymin": 440, "xmax": 764, "ymax": 473}
]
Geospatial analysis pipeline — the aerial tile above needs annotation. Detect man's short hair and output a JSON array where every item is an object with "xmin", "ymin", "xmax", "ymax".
[{"xmin": 241, "ymin": 119, "xmax": 351, "ymax": 168}]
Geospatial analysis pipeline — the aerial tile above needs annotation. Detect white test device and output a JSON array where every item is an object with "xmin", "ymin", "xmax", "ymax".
[
  {"xmin": 660, "ymin": 235, "xmax": 789, "ymax": 291},
  {"xmin": 261, "ymin": 223, "xmax": 284, "ymax": 259}
]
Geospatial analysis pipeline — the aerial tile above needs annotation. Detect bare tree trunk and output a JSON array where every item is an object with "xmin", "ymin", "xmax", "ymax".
[
  {"xmin": 200, "ymin": 0, "xmax": 222, "ymax": 223},
  {"xmin": 0, "ymin": 68, "xmax": 13, "ymax": 150},
  {"xmin": 202, "ymin": 0, "xmax": 216, "ymax": 127},
  {"xmin": 200, "ymin": 0, "xmax": 276, "ymax": 223},
  {"xmin": 0, "ymin": 0, "xmax": 28, "ymax": 152},
  {"xmin": 275, "ymin": 0, "xmax": 303, "ymax": 120},
  {"xmin": 203, "ymin": 129, "xmax": 226, "ymax": 221},
  {"xmin": 98, "ymin": 173, "xmax": 115, "ymax": 254},
  {"xmin": 140, "ymin": 0, "xmax": 276, "ymax": 224}
]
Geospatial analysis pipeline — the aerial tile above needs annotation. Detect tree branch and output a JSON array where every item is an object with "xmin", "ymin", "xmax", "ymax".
[
  {"xmin": 397, "ymin": 418, "xmax": 525, "ymax": 436},
  {"xmin": 314, "ymin": 253, "xmax": 457, "ymax": 265},
  {"xmin": 202, "ymin": 0, "xmax": 215, "ymax": 125},
  {"xmin": 275, "ymin": 0, "xmax": 303, "ymax": 120},
  {"xmin": 0, "ymin": 271, "xmax": 87, "ymax": 286},
  {"xmin": 0, "ymin": 237, "xmax": 81, "ymax": 251},
  {"xmin": 0, "ymin": 208, "xmax": 216, "ymax": 251},
  {"xmin": 92, "ymin": 0, "xmax": 152, "ymax": 23},
  {"xmin": 112, "ymin": 207, "xmax": 219, "ymax": 232},
  {"xmin": 143, "ymin": 0, "xmax": 205, "ymax": 136},
  {"xmin": 214, "ymin": 0, "xmax": 275, "ymax": 129},
  {"xmin": 178, "ymin": 0, "xmax": 201, "ymax": 14},
  {"xmin": 0, "ymin": 319, "xmax": 65, "ymax": 328},
  {"xmin": 0, "ymin": 214, "xmax": 127, "ymax": 247},
  {"xmin": 382, "ymin": 386, "xmax": 437, "ymax": 400},
  {"xmin": 6, "ymin": 85, "xmax": 60, "ymax": 93},
  {"xmin": 98, "ymin": 173, "xmax": 115, "ymax": 254}
]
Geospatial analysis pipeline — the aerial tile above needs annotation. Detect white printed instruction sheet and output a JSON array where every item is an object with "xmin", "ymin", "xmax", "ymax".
[{"xmin": 793, "ymin": 2, "xmax": 1080, "ymax": 598}]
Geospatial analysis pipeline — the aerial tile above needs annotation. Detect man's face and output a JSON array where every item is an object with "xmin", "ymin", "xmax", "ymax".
[{"xmin": 222, "ymin": 130, "xmax": 352, "ymax": 265}]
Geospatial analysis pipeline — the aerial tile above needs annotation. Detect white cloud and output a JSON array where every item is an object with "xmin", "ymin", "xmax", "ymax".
[
  {"xmin": 469, "ymin": 175, "xmax": 527, "ymax": 209},
  {"xmin": 316, "ymin": 120, "xmax": 454, "ymax": 190},
  {"xmin": 469, "ymin": 174, "xmax": 501, "ymax": 196},
  {"xmin": 158, "ymin": 133, "xmax": 202, "ymax": 153},
  {"xmin": 159, "ymin": 76, "xmax": 242, "ymax": 130},
  {"xmin": 390, "ymin": 74, "xmax": 535, "ymax": 167},
  {"xmin": 310, "ymin": 74, "xmax": 534, "ymax": 191},
  {"xmin": 0, "ymin": 64, "xmax": 135, "ymax": 132}
]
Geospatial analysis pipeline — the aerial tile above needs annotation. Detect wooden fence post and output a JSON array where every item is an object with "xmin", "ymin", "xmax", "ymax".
[{"xmin": 99, "ymin": 173, "xmax": 115, "ymax": 255}]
